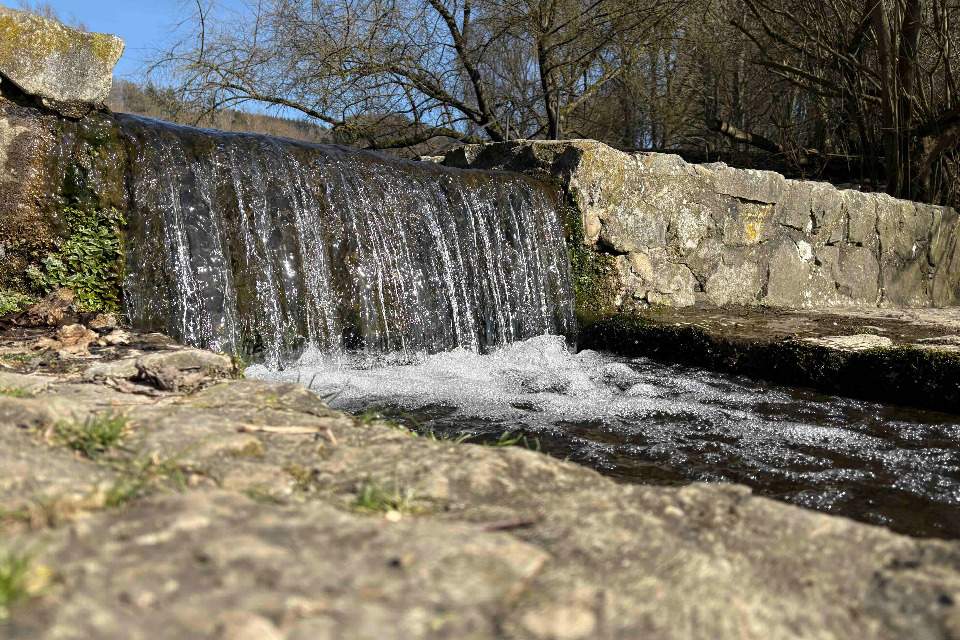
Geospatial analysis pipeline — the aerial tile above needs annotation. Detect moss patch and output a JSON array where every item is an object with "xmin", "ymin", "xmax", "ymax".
[
  {"xmin": 563, "ymin": 203, "xmax": 619, "ymax": 328},
  {"xmin": 0, "ymin": 290, "xmax": 34, "ymax": 317},
  {"xmin": 0, "ymin": 11, "xmax": 122, "ymax": 73}
]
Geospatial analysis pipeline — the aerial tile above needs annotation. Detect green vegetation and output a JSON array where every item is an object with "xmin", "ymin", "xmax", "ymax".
[
  {"xmin": 0, "ymin": 387, "xmax": 31, "ymax": 398},
  {"xmin": 353, "ymin": 480, "xmax": 422, "ymax": 515},
  {"xmin": 0, "ymin": 290, "xmax": 34, "ymax": 317},
  {"xmin": 0, "ymin": 353, "xmax": 33, "ymax": 366},
  {"xmin": 0, "ymin": 551, "xmax": 47, "ymax": 621},
  {"xmin": 489, "ymin": 430, "xmax": 541, "ymax": 451},
  {"xmin": 230, "ymin": 353, "xmax": 251, "ymax": 379},
  {"xmin": 104, "ymin": 456, "xmax": 187, "ymax": 508},
  {"xmin": 284, "ymin": 463, "xmax": 315, "ymax": 492},
  {"xmin": 564, "ymin": 205, "xmax": 619, "ymax": 328},
  {"xmin": 356, "ymin": 409, "xmax": 416, "ymax": 436},
  {"xmin": 27, "ymin": 206, "xmax": 125, "ymax": 313},
  {"xmin": 423, "ymin": 430, "xmax": 472, "ymax": 444},
  {"xmin": 55, "ymin": 413, "xmax": 127, "ymax": 459}
]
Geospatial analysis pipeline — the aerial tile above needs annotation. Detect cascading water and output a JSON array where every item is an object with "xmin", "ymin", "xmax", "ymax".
[
  {"xmin": 118, "ymin": 115, "xmax": 574, "ymax": 366},
  {"xmin": 113, "ymin": 114, "xmax": 959, "ymax": 540}
]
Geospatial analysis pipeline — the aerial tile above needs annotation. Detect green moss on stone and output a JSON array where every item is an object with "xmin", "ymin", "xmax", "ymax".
[
  {"xmin": 0, "ymin": 290, "xmax": 34, "ymax": 316},
  {"xmin": 563, "ymin": 203, "xmax": 619, "ymax": 328},
  {"xmin": 0, "ymin": 11, "xmax": 122, "ymax": 71}
]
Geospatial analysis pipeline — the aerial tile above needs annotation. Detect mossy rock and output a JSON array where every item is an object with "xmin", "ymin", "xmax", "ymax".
[{"xmin": 0, "ymin": 7, "xmax": 123, "ymax": 116}]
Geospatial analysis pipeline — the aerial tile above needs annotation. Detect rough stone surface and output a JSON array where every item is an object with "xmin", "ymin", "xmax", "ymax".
[
  {"xmin": 0, "ymin": 97, "xmax": 128, "ymax": 297},
  {"xmin": 2, "ymin": 328, "xmax": 960, "ymax": 639},
  {"xmin": 580, "ymin": 305, "xmax": 960, "ymax": 413},
  {"xmin": 445, "ymin": 140, "xmax": 960, "ymax": 313},
  {"xmin": 0, "ymin": 7, "xmax": 123, "ymax": 115}
]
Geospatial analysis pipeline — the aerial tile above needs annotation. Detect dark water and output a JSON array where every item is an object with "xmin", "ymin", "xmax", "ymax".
[
  {"xmin": 118, "ymin": 115, "xmax": 573, "ymax": 367},
  {"xmin": 249, "ymin": 335, "xmax": 960, "ymax": 539}
]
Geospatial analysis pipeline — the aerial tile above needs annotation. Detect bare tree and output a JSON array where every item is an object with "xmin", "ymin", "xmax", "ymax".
[
  {"xmin": 152, "ymin": 0, "xmax": 681, "ymax": 148},
  {"xmin": 724, "ymin": 0, "xmax": 960, "ymax": 203}
]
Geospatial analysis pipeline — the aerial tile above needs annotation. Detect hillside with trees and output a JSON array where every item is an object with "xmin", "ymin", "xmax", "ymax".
[{"xmin": 151, "ymin": 0, "xmax": 958, "ymax": 206}]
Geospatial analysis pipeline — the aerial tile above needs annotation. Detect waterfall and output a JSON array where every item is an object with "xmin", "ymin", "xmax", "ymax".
[{"xmin": 117, "ymin": 115, "xmax": 575, "ymax": 366}]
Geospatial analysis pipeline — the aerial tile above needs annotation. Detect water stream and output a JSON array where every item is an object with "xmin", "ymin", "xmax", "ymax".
[
  {"xmin": 116, "ymin": 115, "xmax": 960, "ymax": 540},
  {"xmin": 249, "ymin": 335, "xmax": 960, "ymax": 539},
  {"xmin": 118, "ymin": 115, "xmax": 574, "ymax": 366}
]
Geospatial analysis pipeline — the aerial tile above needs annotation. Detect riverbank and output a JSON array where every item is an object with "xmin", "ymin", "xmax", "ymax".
[
  {"xmin": 2, "ymin": 318, "xmax": 960, "ymax": 638},
  {"xmin": 580, "ymin": 305, "xmax": 960, "ymax": 413}
]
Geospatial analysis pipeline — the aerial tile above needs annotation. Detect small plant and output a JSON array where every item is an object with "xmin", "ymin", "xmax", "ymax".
[
  {"xmin": 356, "ymin": 409, "xmax": 414, "ymax": 433},
  {"xmin": 0, "ymin": 353, "xmax": 34, "ymax": 367},
  {"xmin": 230, "ymin": 353, "xmax": 251, "ymax": 378},
  {"xmin": 490, "ymin": 430, "xmax": 541, "ymax": 451},
  {"xmin": 284, "ymin": 463, "xmax": 315, "ymax": 492},
  {"xmin": 0, "ymin": 387, "xmax": 31, "ymax": 398},
  {"xmin": 104, "ymin": 456, "xmax": 186, "ymax": 508},
  {"xmin": 0, "ymin": 551, "xmax": 49, "ymax": 620},
  {"xmin": 423, "ymin": 430, "xmax": 473, "ymax": 444},
  {"xmin": 55, "ymin": 413, "xmax": 128, "ymax": 459},
  {"xmin": 27, "ymin": 206, "xmax": 125, "ymax": 313},
  {"xmin": 353, "ymin": 480, "xmax": 421, "ymax": 515},
  {"xmin": 0, "ymin": 290, "xmax": 34, "ymax": 317}
]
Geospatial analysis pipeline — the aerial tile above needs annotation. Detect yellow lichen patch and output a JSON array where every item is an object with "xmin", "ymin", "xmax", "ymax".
[
  {"xmin": 90, "ymin": 32, "xmax": 124, "ymax": 65},
  {"xmin": 740, "ymin": 204, "xmax": 772, "ymax": 245},
  {"xmin": 0, "ymin": 9, "xmax": 123, "ymax": 81}
]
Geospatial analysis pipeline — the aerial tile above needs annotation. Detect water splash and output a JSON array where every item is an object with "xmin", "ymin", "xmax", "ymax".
[
  {"xmin": 119, "ymin": 115, "xmax": 574, "ymax": 366},
  {"xmin": 248, "ymin": 334, "xmax": 960, "ymax": 538}
]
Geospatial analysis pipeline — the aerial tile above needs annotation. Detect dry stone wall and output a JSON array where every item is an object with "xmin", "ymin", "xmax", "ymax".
[{"xmin": 445, "ymin": 140, "xmax": 960, "ymax": 313}]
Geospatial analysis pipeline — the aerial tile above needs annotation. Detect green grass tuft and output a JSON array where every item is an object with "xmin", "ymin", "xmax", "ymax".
[
  {"xmin": 0, "ymin": 551, "xmax": 41, "ymax": 620},
  {"xmin": 103, "ymin": 456, "xmax": 187, "ymax": 508},
  {"xmin": 55, "ymin": 413, "xmax": 128, "ymax": 459},
  {"xmin": 353, "ymin": 480, "xmax": 421, "ymax": 515},
  {"xmin": 489, "ymin": 430, "xmax": 541, "ymax": 451},
  {"xmin": 0, "ymin": 290, "xmax": 34, "ymax": 317},
  {"xmin": 0, "ymin": 387, "xmax": 31, "ymax": 398}
]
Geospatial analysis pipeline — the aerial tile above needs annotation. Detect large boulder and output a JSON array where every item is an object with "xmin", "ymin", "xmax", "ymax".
[{"xmin": 0, "ymin": 7, "xmax": 123, "ymax": 116}]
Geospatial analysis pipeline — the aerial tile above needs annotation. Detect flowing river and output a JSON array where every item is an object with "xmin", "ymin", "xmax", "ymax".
[{"xmin": 249, "ymin": 334, "xmax": 960, "ymax": 540}]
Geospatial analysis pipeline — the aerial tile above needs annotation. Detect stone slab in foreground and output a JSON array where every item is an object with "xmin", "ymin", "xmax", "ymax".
[
  {"xmin": 0, "ymin": 7, "xmax": 123, "ymax": 116},
  {"xmin": 581, "ymin": 305, "xmax": 960, "ymax": 413},
  {"xmin": 1, "ymin": 329, "xmax": 960, "ymax": 638}
]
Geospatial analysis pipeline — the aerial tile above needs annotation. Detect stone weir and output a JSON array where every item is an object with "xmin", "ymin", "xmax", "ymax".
[
  {"xmin": 445, "ymin": 141, "xmax": 960, "ymax": 412},
  {"xmin": 0, "ymin": 11, "xmax": 573, "ymax": 366},
  {"xmin": 445, "ymin": 140, "xmax": 960, "ymax": 316}
]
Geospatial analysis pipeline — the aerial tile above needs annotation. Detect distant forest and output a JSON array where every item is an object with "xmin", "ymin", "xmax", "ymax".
[
  {"xmin": 107, "ymin": 80, "xmax": 332, "ymax": 146},
  {"xmin": 150, "ymin": 0, "xmax": 960, "ymax": 208},
  {"xmin": 15, "ymin": 0, "xmax": 960, "ymax": 206}
]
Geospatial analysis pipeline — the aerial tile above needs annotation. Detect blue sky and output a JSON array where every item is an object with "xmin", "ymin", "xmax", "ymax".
[{"xmin": 1, "ymin": 1, "xmax": 237, "ymax": 79}]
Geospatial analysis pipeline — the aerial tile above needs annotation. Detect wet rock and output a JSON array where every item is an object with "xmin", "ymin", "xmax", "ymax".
[
  {"xmin": 804, "ymin": 334, "xmax": 894, "ymax": 351},
  {"xmin": 0, "ymin": 7, "xmax": 124, "ymax": 116},
  {"xmin": 580, "ymin": 307, "xmax": 960, "ymax": 413}
]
